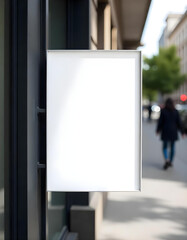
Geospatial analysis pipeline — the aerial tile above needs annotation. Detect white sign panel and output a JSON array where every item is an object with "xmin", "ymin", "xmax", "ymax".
[{"xmin": 47, "ymin": 50, "xmax": 141, "ymax": 192}]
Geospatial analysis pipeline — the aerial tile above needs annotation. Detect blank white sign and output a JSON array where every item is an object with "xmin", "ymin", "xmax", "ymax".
[{"xmin": 47, "ymin": 50, "xmax": 141, "ymax": 192}]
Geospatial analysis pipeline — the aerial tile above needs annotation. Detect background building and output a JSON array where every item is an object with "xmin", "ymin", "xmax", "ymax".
[
  {"xmin": 159, "ymin": 14, "xmax": 182, "ymax": 48},
  {"xmin": 1, "ymin": 0, "xmax": 151, "ymax": 239},
  {"xmin": 159, "ymin": 11, "xmax": 187, "ymax": 102}
]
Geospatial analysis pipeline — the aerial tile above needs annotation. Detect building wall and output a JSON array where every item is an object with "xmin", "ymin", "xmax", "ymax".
[
  {"xmin": 90, "ymin": 0, "xmax": 98, "ymax": 50},
  {"xmin": 169, "ymin": 15, "xmax": 187, "ymax": 74},
  {"xmin": 159, "ymin": 27, "xmax": 166, "ymax": 48},
  {"xmin": 159, "ymin": 15, "xmax": 182, "ymax": 49},
  {"xmin": 159, "ymin": 12, "xmax": 187, "ymax": 103},
  {"xmin": 168, "ymin": 13, "xmax": 187, "ymax": 102},
  {"xmin": 91, "ymin": 0, "xmax": 119, "ymax": 51},
  {"xmin": 166, "ymin": 15, "xmax": 182, "ymax": 35},
  {"xmin": 2, "ymin": 0, "xmax": 150, "ymax": 239}
]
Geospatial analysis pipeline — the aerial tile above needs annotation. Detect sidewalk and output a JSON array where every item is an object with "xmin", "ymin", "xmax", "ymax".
[{"xmin": 98, "ymin": 121, "xmax": 187, "ymax": 240}]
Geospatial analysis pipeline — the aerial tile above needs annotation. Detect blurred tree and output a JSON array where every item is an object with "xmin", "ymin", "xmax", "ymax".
[
  {"xmin": 143, "ymin": 86, "xmax": 157, "ymax": 102},
  {"xmin": 143, "ymin": 46, "xmax": 186, "ymax": 100}
]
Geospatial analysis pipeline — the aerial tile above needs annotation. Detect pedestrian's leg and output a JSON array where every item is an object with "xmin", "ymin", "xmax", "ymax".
[
  {"xmin": 169, "ymin": 141, "xmax": 175, "ymax": 166},
  {"xmin": 163, "ymin": 141, "xmax": 168, "ymax": 160},
  {"xmin": 163, "ymin": 141, "xmax": 169, "ymax": 170}
]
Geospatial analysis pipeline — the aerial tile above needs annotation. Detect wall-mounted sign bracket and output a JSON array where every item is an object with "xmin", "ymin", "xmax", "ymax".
[
  {"xmin": 37, "ymin": 162, "xmax": 46, "ymax": 169},
  {"xmin": 37, "ymin": 106, "xmax": 46, "ymax": 115}
]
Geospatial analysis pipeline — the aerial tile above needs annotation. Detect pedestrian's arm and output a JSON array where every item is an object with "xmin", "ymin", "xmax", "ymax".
[
  {"xmin": 176, "ymin": 111, "xmax": 185, "ymax": 136},
  {"xmin": 156, "ymin": 110, "xmax": 163, "ymax": 134}
]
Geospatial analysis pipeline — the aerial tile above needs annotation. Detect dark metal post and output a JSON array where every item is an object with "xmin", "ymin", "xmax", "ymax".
[{"xmin": 4, "ymin": 0, "xmax": 48, "ymax": 238}]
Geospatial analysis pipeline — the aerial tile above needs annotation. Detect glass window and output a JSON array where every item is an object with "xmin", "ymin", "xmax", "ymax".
[{"xmin": 49, "ymin": 0, "xmax": 67, "ymax": 49}]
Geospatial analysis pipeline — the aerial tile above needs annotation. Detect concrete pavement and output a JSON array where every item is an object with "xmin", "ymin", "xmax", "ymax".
[{"xmin": 98, "ymin": 121, "xmax": 187, "ymax": 240}]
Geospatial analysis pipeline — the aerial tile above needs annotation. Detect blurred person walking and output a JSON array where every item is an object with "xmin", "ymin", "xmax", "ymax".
[
  {"xmin": 148, "ymin": 104, "xmax": 152, "ymax": 121},
  {"xmin": 156, "ymin": 98, "xmax": 185, "ymax": 170}
]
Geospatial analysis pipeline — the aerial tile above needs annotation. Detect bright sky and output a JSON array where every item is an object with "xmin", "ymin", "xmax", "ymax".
[{"xmin": 138, "ymin": 0, "xmax": 187, "ymax": 57}]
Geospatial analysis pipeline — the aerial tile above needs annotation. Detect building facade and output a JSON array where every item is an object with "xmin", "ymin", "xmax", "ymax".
[
  {"xmin": 1, "ymin": 0, "xmax": 151, "ymax": 239},
  {"xmin": 159, "ymin": 14, "xmax": 182, "ymax": 48},
  {"xmin": 159, "ymin": 11, "xmax": 187, "ymax": 103}
]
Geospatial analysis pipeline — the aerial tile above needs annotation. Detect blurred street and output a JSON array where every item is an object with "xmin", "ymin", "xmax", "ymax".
[{"xmin": 98, "ymin": 120, "xmax": 187, "ymax": 240}]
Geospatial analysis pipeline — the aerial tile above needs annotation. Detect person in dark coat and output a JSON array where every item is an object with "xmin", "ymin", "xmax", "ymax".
[
  {"xmin": 156, "ymin": 98, "xmax": 185, "ymax": 170},
  {"xmin": 148, "ymin": 104, "xmax": 152, "ymax": 121}
]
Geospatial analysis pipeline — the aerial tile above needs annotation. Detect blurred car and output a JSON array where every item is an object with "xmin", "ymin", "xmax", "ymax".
[
  {"xmin": 175, "ymin": 104, "xmax": 187, "ymax": 133},
  {"xmin": 142, "ymin": 104, "xmax": 161, "ymax": 120},
  {"xmin": 151, "ymin": 104, "xmax": 160, "ymax": 113},
  {"xmin": 151, "ymin": 104, "xmax": 161, "ymax": 120}
]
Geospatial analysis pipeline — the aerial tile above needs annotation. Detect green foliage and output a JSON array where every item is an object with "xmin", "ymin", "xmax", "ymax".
[
  {"xmin": 143, "ymin": 46, "xmax": 186, "ymax": 98},
  {"xmin": 143, "ymin": 86, "xmax": 157, "ymax": 102}
]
